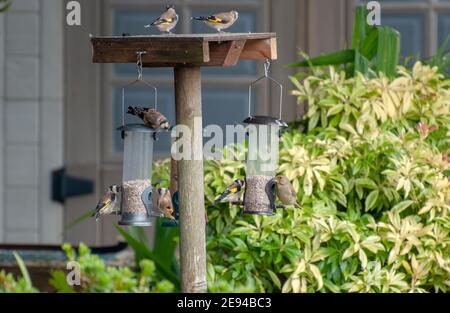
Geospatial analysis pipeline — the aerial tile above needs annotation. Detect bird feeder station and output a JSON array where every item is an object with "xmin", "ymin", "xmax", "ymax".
[
  {"xmin": 243, "ymin": 60, "xmax": 287, "ymax": 215},
  {"xmin": 91, "ymin": 33, "xmax": 277, "ymax": 292},
  {"xmin": 117, "ymin": 51, "xmax": 166, "ymax": 226}
]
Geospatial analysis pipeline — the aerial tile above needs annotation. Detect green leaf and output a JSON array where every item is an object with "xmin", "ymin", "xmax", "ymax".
[
  {"xmin": 287, "ymin": 50, "xmax": 355, "ymax": 68},
  {"xmin": 13, "ymin": 252, "xmax": 33, "ymax": 290},
  {"xmin": 308, "ymin": 264, "xmax": 323, "ymax": 290},
  {"xmin": 62, "ymin": 209, "xmax": 95, "ymax": 235},
  {"xmin": 376, "ymin": 26, "xmax": 400, "ymax": 77},
  {"xmin": 49, "ymin": 270, "xmax": 75, "ymax": 293},
  {"xmin": 365, "ymin": 190, "xmax": 379, "ymax": 211},
  {"xmin": 391, "ymin": 200, "xmax": 414, "ymax": 214},
  {"xmin": 355, "ymin": 178, "xmax": 378, "ymax": 189},
  {"xmin": 115, "ymin": 225, "xmax": 180, "ymax": 289},
  {"xmin": 0, "ymin": 0, "xmax": 12, "ymax": 13},
  {"xmin": 360, "ymin": 27, "xmax": 379, "ymax": 60},
  {"xmin": 354, "ymin": 49, "xmax": 370, "ymax": 75},
  {"xmin": 308, "ymin": 112, "xmax": 320, "ymax": 131},
  {"xmin": 352, "ymin": 5, "xmax": 369, "ymax": 49},
  {"xmin": 152, "ymin": 219, "xmax": 179, "ymax": 274},
  {"xmin": 266, "ymin": 269, "xmax": 281, "ymax": 290}
]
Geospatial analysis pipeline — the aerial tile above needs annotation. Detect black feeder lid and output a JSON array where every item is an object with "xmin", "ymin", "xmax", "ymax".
[
  {"xmin": 242, "ymin": 115, "xmax": 288, "ymax": 127},
  {"xmin": 117, "ymin": 123, "xmax": 169, "ymax": 133}
]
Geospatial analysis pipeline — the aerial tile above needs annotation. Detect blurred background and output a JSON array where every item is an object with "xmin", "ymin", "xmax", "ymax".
[{"xmin": 0, "ymin": 0, "xmax": 448, "ymax": 247}]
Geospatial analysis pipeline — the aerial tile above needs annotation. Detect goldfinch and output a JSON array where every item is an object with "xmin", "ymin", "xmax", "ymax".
[
  {"xmin": 92, "ymin": 185, "xmax": 121, "ymax": 221},
  {"xmin": 274, "ymin": 175, "xmax": 300, "ymax": 208},
  {"xmin": 127, "ymin": 106, "xmax": 170, "ymax": 130},
  {"xmin": 145, "ymin": 4, "xmax": 178, "ymax": 34},
  {"xmin": 191, "ymin": 11, "xmax": 239, "ymax": 33},
  {"xmin": 214, "ymin": 179, "xmax": 244, "ymax": 205},
  {"xmin": 157, "ymin": 187, "xmax": 176, "ymax": 220}
]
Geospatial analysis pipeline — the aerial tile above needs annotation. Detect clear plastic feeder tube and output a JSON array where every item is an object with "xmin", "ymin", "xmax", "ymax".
[{"xmin": 119, "ymin": 125, "xmax": 155, "ymax": 226}]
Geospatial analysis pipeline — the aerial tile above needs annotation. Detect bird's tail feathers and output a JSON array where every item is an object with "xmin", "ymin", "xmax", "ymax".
[
  {"xmin": 127, "ymin": 106, "xmax": 147, "ymax": 118},
  {"xmin": 191, "ymin": 16, "xmax": 208, "ymax": 21},
  {"xmin": 213, "ymin": 196, "xmax": 223, "ymax": 206}
]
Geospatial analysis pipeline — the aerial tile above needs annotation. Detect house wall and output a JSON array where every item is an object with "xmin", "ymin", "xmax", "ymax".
[{"xmin": 0, "ymin": 0, "xmax": 64, "ymax": 244}]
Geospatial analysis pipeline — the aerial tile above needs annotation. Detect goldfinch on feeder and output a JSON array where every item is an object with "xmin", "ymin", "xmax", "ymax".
[
  {"xmin": 92, "ymin": 185, "xmax": 121, "ymax": 221},
  {"xmin": 191, "ymin": 11, "xmax": 239, "ymax": 33},
  {"xmin": 144, "ymin": 4, "xmax": 178, "ymax": 34},
  {"xmin": 127, "ymin": 106, "xmax": 170, "ymax": 130},
  {"xmin": 157, "ymin": 187, "xmax": 176, "ymax": 220},
  {"xmin": 274, "ymin": 175, "xmax": 300, "ymax": 208},
  {"xmin": 213, "ymin": 179, "xmax": 244, "ymax": 205}
]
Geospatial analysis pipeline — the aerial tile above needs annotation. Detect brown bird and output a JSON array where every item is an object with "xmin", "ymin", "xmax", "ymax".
[
  {"xmin": 157, "ymin": 187, "xmax": 176, "ymax": 220},
  {"xmin": 144, "ymin": 4, "xmax": 178, "ymax": 34},
  {"xmin": 127, "ymin": 106, "xmax": 170, "ymax": 130},
  {"xmin": 274, "ymin": 175, "xmax": 300, "ymax": 208},
  {"xmin": 191, "ymin": 11, "xmax": 239, "ymax": 33}
]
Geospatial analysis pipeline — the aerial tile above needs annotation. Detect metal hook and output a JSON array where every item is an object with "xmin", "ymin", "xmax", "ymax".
[
  {"xmin": 263, "ymin": 59, "xmax": 270, "ymax": 77},
  {"xmin": 136, "ymin": 51, "xmax": 146, "ymax": 81},
  {"xmin": 248, "ymin": 59, "xmax": 283, "ymax": 120},
  {"xmin": 120, "ymin": 51, "xmax": 158, "ymax": 127}
]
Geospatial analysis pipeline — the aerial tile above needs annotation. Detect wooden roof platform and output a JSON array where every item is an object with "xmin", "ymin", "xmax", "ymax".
[{"xmin": 91, "ymin": 32, "xmax": 277, "ymax": 67}]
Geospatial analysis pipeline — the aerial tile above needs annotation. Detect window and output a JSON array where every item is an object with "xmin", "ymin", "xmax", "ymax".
[
  {"xmin": 102, "ymin": 0, "xmax": 270, "ymax": 163},
  {"xmin": 355, "ymin": 0, "xmax": 450, "ymax": 62}
]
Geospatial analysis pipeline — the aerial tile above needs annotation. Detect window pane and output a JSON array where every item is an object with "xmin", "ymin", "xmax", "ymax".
[
  {"xmin": 202, "ymin": 87, "xmax": 256, "ymax": 147},
  {"xmin": 438, "ymin": 14, "xmax": 450, "ymax": 49},
  {"xmin": 438, "ymin": 14, "xmax": 450, "ymax": 73},
  {"xmin": 191, "ymin": 10, "xmax": 257, "ymax": 76},
  {"xmin": 113, "ymin": 10, "xmax": 173, "ymax": 77},
  {"xmin": 381, "ymin": 13, "xmax": 426, "ymax": 60}
]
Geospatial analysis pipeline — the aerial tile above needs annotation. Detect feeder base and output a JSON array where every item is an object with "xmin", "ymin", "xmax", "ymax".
[
  {"xmin": 242, "ymin": 210, "xmax": 274, "ymax": 215},
  {"xmin": 118, "ymin": 213, "xmax": 152, "ymax": 227}
]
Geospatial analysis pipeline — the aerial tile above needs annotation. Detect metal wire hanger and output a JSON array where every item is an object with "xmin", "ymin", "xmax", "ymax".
[
  {"xmin": 247, "ymin": 59, "xmax": 283, "ymax": 120},
  {"xmin": 121, "ymin": 51, "xmax": 158, "ymax": 127}
]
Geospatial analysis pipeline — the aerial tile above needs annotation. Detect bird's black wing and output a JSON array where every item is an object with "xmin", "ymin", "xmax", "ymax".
[
  {"xmin": 213, "ymin": 181, "xmax": 240, "ymax": 205},
  {"xmin": 206, "ymin": 15, "xmax": 231, "ymax": 24}
]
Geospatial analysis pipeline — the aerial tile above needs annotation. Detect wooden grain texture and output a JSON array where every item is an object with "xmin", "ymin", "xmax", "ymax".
[
  {"xmin": 170, "ymin": 157, "xmax": 178, "ymax": 196},
  {"xmin": 174, "ymin": 67, "xmax": 207, "ymax": 293},
  {"xmin": 91, "ymin": 33, "xmax": 277, "ymax": 67}
]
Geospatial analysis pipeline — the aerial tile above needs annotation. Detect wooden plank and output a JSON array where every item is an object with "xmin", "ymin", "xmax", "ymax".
[
  {"xmin": 92, "ymin": 37, "xmax": 207, "ymax": 65},
  {"xmin": 92, "ymin": 32, "xmax": 275, "ymax": 41},
  {"xmin": 223, "ymin": 40, "xmax": 247, "ymax": 66},
  {"xmin": 91, "ymin": 33, "xmax": 277, "ymax": 67},
  {"xmin": 240, "ymin": 37, "xmax": 278, "ymax": 60},
  {"xmin": 174, "ymin": 67, "xmax": 207, "ymax": 293}
]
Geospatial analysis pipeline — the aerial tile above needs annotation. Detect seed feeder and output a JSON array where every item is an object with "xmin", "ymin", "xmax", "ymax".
[
  {"xmin": 243, "ymin": 60, "xmax": 287, "ymax": 215},
  {"xmin": 91, "ymin": 32, "xmax": 279, "ymax": 292},
  {"xmin": 117, "ymin": 51, "xmax": 166, "ymax": 226}
]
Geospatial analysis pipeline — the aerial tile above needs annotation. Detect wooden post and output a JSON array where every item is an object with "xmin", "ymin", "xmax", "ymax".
[{"xmin": 174, "ymin": 66, "xmax": 207, "ymax": 293}]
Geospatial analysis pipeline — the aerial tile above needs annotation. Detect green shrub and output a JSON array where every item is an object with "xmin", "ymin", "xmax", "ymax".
[
  {"xmin": 152, "ymin": 62, "xmax": 450, "ymax": 293},
  {"xmin": 49, "ymin": 243, "xmax": 174, "ymax": 293}
]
